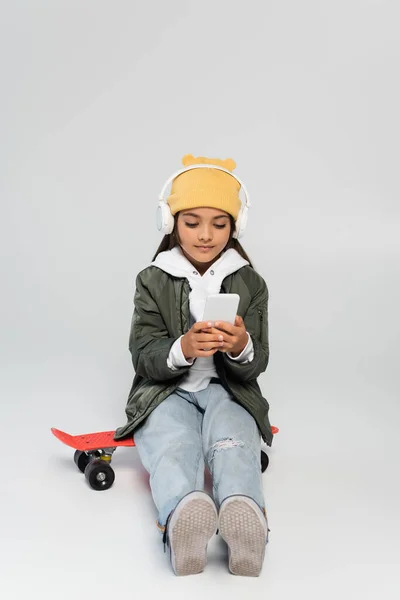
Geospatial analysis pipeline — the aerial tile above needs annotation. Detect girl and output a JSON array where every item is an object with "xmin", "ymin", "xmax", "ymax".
[{"xmin": 115, "ymin": 154, "xmax": 273, "ymax": 577}]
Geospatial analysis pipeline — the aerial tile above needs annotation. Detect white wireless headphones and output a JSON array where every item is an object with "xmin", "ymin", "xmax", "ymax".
[{"xmin": 156, "ymin": 164, "xmax": 251, "ymax": 239}]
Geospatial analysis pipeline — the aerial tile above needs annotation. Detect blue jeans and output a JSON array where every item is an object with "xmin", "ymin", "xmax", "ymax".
[{"xmin": 134, "ymin": 381, "xmax": 265, "ymax": 529}]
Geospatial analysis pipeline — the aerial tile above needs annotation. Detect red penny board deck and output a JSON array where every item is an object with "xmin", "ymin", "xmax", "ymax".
[
  {"xmin": 51, "ymin": 428, "xmax": 135, "ymax": 451},
  {"xmin": 52, "ymin": 426, "xmax": 279, "ymax": 452}
]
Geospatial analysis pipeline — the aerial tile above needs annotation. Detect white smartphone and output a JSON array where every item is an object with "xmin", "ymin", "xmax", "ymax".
[{"xmin": 202, "ymin": 293, "xmax": 240, "ymax": 325}]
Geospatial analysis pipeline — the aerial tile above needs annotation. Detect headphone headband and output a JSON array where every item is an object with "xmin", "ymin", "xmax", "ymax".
[{"xmin": 158, "ymin": 163, "xmax": 251, "ymax": 208}]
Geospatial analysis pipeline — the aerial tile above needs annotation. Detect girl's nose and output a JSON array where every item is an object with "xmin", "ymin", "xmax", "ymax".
[{"xmin": 199, "ymin": 228, "xmax": 212, "ymax": 241}]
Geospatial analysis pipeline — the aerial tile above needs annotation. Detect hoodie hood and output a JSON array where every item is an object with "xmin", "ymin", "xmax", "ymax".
[
  {"xmin": 151, "ymin": 245, "xmax": 248, "ymax": 289},
  {"xmin": 151, "ymin": 245, "xmax": 249, "ymax": 323}
]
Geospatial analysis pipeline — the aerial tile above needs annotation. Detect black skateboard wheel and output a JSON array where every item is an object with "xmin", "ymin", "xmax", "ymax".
[
  {"xmin": 74, "ymin": 450, "xmax": 100, "ymax": 473},
  {"xmin": 261, "ymin": 450, "xmax": 269, "ymax": 473},
  {"xmin": 74, "ymin": 450, "xmax": 90, "ymax": 473},
  {"xmin": 84, "ymin": 459, "xmax": 115, "ymax": 491}
]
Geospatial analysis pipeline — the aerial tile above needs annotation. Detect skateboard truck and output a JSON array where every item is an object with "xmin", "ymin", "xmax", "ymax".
[{"xmin": 96, "ymin": 447, "xmax": 116, "ymax": 460}]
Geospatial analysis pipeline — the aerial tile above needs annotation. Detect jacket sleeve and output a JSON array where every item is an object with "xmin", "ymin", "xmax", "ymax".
[
  {"xmin": 129, "ymin": 273, "xmax": 192, "ymax": 381},
  {"xmin": 221, "ymin": 278, "xmax": 269, "ymax": 382}
]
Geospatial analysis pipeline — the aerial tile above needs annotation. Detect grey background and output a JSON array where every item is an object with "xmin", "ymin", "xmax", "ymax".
[{"xmin": 1, "ymin": 1, "xmax": 399, "ymax": 598}]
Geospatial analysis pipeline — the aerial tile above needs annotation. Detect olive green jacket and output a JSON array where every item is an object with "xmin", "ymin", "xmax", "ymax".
[{"xmin": 115, "ymin": 265, "xmax": 273, "ymax": 445}]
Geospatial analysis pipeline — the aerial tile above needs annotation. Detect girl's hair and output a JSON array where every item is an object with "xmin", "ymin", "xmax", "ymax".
[{"xmin": 152, "ymin": 213, "xmax": 255, "ymax": 269}]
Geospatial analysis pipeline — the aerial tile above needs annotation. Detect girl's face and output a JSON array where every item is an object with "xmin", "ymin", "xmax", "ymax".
[{"xmin": 176, "ymin": 207, "xmax": 232, "ymax": 272}]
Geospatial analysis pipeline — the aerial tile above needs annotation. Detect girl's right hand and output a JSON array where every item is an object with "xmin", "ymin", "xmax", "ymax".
[{"xmin": 181, "ymin": 321, "xmax": 225, "ymax": 359}]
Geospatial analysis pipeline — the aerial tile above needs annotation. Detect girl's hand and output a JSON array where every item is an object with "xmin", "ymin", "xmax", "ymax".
[
  {"xmin": 202, "ymin": 315, "xmax": 248, "ymax": 357},
  {"xmin": 181, "ymin": 321, "xmax": 226, "ymax": 360}
]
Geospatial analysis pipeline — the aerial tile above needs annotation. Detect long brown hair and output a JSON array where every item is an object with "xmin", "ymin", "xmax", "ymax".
[{"xmin": 152, "ymin": 213, "xmax": 255, "ymax": 269}]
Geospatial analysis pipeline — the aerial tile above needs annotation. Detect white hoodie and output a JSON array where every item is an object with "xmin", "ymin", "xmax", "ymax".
[{"xmin": 150, "ymin": 245, "xmax": 254, "ymax": 391}]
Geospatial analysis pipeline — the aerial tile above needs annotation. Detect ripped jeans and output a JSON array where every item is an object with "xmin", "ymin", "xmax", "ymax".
[{"xmin": 133, "ymin": 380, "xmax": 265, "ymax": 529}]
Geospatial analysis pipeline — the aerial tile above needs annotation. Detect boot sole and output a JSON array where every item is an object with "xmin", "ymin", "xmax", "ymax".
[
  {"xmin": 168, "ymin": 492, "xmax": 218, "ymax": 576},
  {"xmin": 219, "ymin": 496, "xmax": 268, "ymax": 577}
]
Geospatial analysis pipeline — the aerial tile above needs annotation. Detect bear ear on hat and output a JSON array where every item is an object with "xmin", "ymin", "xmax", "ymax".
[
  {"xmin": 221, "ymin": 158, "xmax": 236, "ymax": 171},
  {"xmin": 182, "ymin": 154, "xmax": 198, "ymax": 167},
  {"xmin": 182, "ymin": 154, "xmax": 236, "ymax": 171},
  {"xmin": 182, "ymin": 155, "xmax": 211, "ymax": 166}
]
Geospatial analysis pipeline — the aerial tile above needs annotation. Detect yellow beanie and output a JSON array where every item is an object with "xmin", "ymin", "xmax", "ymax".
[{"xmin": 167, "ymin": 154, "xmax": 242, "ymax": 220}]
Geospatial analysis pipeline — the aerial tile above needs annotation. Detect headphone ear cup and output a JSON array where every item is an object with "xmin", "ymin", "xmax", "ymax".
[
  {"xmin": 233, "ymin": 204, "xmax": 248, "ymax": 239},
  {"xmin": 233, "ymin": 213, "xmax": 241, "ymax": 239},
  {"xmin": 157, "ymin": 202, "xmax": 174, "ymax": 235}
]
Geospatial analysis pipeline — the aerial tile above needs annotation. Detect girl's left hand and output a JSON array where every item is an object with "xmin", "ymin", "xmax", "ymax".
[{"xmin": 202, "ymin": 315, "xmax": 248, "ymax": 357}]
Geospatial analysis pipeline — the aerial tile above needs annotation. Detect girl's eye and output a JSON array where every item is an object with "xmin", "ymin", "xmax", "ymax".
[{"xmin": 184, "ymin": 223, "xmax": 227, "ymax": 229}]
